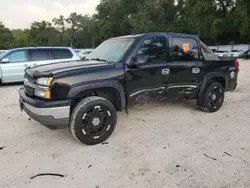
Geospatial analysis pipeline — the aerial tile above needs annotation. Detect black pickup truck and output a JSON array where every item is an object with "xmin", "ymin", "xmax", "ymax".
[{"xmin": 19, "ymin": 32, "xmax": 239, "ymax": 145}]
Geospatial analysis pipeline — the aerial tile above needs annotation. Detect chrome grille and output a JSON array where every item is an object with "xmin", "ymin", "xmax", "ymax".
[
  {"xmin": 24, "ymin": 80, "xmax": 34, "ymax": 96},
  {"xmin": 24, "ymin": 72, "xmax": 35, "ymax": 96}
]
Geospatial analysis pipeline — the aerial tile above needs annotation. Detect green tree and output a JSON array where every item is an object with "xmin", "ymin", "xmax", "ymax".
[
  {"xmin": 0, "ymin": 22, "xmax": 14, "ymax": 49},
  {"xmin": 29, "ymin": 21, "xmax": 59, "ymax": 46},
  {"xmin": 66, "ymin": 12, "xmax": 83, "ymax": 47},
  {"xmin": 52, "ymin": 15, "xmax": 70, "ymax": 46},
  {"xmin": 11, "ymin": 29, "xmax": 30, "ymax": 48},
  {"xmin": 75, "ymin": 15, "xmax": 98, "ymax": 48}
]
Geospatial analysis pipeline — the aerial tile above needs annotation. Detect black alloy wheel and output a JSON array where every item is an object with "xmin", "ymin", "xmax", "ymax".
[
  {"xmin": 208, "ymin": 85, "xmax": 224, "ymax": 108},
  {"xmin": 197, "ymin": 82, "xmax": 225, "ymax": 113},
  {"xmin": 81, "ymin": 105, "xmax": 112, "ymax": 138},
  {"xmin": 70, "ymin": 96, "xmax": 117, "ymax": 145}
]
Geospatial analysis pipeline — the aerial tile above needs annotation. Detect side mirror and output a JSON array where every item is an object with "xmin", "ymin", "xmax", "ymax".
[
  {"xmin": 1, "ymin": 58, "xmax": 10, "ymax": 63},
  {"xmin": 130, "ymin": 54, "xmax": 148, "ymax": 68}
]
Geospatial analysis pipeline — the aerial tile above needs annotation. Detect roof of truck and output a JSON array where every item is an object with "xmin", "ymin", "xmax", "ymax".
[{"xmin": 112, "ymin": 32, "xmax": 198, "ymax": 40}]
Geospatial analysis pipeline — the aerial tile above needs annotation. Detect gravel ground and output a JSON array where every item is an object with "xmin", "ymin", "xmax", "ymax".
[{"xmin": 1, "ymin": 60, "xmax": 250, "ymax": 188}]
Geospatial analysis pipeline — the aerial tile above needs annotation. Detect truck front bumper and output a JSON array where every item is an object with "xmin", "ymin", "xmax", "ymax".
[{"xmin": 19, "ymin": 88, "xmax": 70, "ymax": 130}]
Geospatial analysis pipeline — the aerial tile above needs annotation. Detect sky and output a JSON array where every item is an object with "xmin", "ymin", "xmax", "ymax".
[{"xmin": 0, "ymin": 0, "xmax": 100, "ymax": 29}]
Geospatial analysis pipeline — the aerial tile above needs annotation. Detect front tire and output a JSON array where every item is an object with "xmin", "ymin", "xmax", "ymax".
[
  {"xmin": 197, "ymin": 82, "xmax": 225, "ymax": 113},
  {"xmin": 70, "ymin": 96, "xmax": 117, "ymax": 145}
]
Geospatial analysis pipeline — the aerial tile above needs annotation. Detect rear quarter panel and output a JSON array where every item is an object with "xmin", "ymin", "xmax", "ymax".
[{"xmin": 203, "ymin": 58, "xmax": 238, "ymax": 91}]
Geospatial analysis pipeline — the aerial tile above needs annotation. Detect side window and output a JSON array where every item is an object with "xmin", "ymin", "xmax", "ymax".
[
  {"xmin": 5, "ymin": 50, "xmax": 27, "ymax": 63},
  {"xmin": 30, "ymin": 49, "xmax": 52, "ymax": 61},
  {"xmin": 173, "ymin": 37, "xmax": 199, "ymax": 61},
  {"xmin": 136, "ymin": 36, "xmax": 168, "ymax": 63},
  {"xmin": 52, "ymin": 49, "xmax": 73, "ymax": 59}
]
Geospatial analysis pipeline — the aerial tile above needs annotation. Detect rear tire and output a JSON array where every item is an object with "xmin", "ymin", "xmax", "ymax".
[
  {"xmin": 70, "ymin": 96, "xmax": 117, "ymax": 145},
  {"xmin": 197, "ymin": 82, "xmax": 225, "ymax": 113}
]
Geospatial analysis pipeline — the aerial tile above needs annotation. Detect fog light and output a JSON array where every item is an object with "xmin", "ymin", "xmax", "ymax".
[{"xmin": 34, "ymin": 89, "xmax": 51, "ymax": 99}]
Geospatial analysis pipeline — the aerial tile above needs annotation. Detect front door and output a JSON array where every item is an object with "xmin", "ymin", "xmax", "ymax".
[
  {"xmin": 0, "ymin": 49, "xmax": 29, "ymax": 83},
  {"xmin": 166, "ymin": 36, "xmax": 202, "ymax": 98},
  {"xmin": 125, "ymin": 35, "xmax": 170, "ymax": 107}
]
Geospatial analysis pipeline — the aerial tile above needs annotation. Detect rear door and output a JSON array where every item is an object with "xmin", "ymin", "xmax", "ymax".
[
  {"xmin": 0, "ymin": 49, "xmax": 29, "ymax": 83},
  {"xmin": 29, "ymin": 49, "xmax": 54, "ymax": 67},
  {"xmin": 167, "ymin": 36, "xmax": 202, "ymax": 98}
]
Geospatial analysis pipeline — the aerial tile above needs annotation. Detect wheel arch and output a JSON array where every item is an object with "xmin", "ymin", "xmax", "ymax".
[
  {"xmin": 198, "ymin": 72, "xmax": 227, "ymax": 96},
  {"xmin": 68, "ymin": 81, "xmax": 126, "ymax": 112}
]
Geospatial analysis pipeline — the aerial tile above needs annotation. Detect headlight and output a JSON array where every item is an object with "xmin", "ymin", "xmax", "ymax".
[
  {"xmin": 36, "ymin": 77, "xmax": 53, "ymax": 86},
  {"xmin": 34, "ymin": 77, "xmax": 53, "ymax": 99},
  {"xmin": 34, "ymin": 89, "xmax": 51, "ymax": 99}
]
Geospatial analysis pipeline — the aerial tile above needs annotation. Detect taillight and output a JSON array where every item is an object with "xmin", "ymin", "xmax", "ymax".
[{"xmin": 234, "ymin": 59, "xmax": 239, "ymax": 72}]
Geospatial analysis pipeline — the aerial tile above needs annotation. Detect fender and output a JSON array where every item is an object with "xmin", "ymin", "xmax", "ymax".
[
  {"xmin": 198, "ymin": 72, "xmax": 228, "ymax": 96},
  {"xmin": 68, "ymin": 80, "xmax": 126, "ymax": 109}
]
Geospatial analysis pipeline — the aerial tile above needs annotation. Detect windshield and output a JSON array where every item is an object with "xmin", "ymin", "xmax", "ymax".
[{"xmin": 86, "ymin": 38, "xmax": 135, "ymax": 63}]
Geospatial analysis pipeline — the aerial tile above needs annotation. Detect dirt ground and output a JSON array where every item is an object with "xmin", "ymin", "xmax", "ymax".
[{"xmin": 1, "ymin": 60, "xmax": 250, "ymax": 188}]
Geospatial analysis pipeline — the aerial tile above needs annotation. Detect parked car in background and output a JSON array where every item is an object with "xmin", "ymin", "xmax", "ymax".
[
  {"xmin": 228, "ymin": 50, "xmax": 243, "ymax": 58},
  {"xmin": 75, "ymin": 49, "xmax": 94, "ymax": 59},
  {"xmin": 214, "ymin": 50, "xmax": 228, "ymax": 57},
  {"xmin": 0, "ymin": 47, "xmax": 80, "ymax": 83},
  {"xmin": 208, "ymin": 46, "xmax": 217, "ymax": 53},
  {"xmin": 232, "ymin": 44, "xmax": 250, "ymax": 57},
  {"xmin": 240, "ymin": 50, "xmax": 250, "ymax": 59},
  {"xmin": 80, "ymin": 50, "xmax": 93, "ymax": 60},
  {"xmin": 0, "ymin": 50, "xmax": 8, "ymax": 54}
]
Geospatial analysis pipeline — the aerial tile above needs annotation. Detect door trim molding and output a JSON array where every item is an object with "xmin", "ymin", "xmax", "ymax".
[
  {"xmin": 130, "ymin": 87, "xmax": 165, "ymax": 97},
  {"xmin": 167, "ymin": 85, "xmax": 198, "ymax": 89}
]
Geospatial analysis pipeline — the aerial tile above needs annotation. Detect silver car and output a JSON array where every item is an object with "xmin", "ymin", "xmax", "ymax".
[{"xmin": 0, "ymin": 47, "xmax": 80, "ymax": 83}]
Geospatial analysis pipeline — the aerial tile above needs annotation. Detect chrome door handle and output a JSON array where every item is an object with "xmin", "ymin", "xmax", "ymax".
[
  {"xmin": 162, "ymin": 68, "xmax": 170, "ymax": 75},
  {"xmin": 192, "ymin": 68, "xmax": 200, "ymax": 74}
]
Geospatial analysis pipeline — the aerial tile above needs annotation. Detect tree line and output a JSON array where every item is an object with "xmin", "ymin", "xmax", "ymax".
[{"xmin": 1, "ymin": 0, "xmax": 250, "ymax": 50}]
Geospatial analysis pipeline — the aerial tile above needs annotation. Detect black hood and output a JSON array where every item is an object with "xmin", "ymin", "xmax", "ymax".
[{"xmin": 26, "ymin": 60, "xmax": 114, "ymax": 78}]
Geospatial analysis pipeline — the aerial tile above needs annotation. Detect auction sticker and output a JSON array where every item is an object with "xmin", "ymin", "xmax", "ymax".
[{"xmin": 183, "ymin": 43, "xmax": 190, "ymax": 52}]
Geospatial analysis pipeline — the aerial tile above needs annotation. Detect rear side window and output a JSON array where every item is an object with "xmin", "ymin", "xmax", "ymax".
[
  {"xmin": 173, "ymin": 37, "xmax": 199, "ymax": 61},
  {"xmin": 30, "ymin": 49, "xmax": 53, "ymax": 61},
  {"xmin": 52, "ymin": 49, "xmax": 73, "ymax": 59}
]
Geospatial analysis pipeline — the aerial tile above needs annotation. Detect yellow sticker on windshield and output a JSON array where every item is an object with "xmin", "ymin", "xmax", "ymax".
[{"xmin": 183, "ymin": 43, "xmax": 190, "ymax": 52}]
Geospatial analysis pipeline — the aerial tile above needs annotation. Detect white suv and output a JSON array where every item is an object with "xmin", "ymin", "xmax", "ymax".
[
  {"xmin": 214, "ymin": 50, "xmax": 229, "ymax": 57},
  {"xmin": 0, "ymin": 47, "xmax": 80, "ymax": 83}
]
